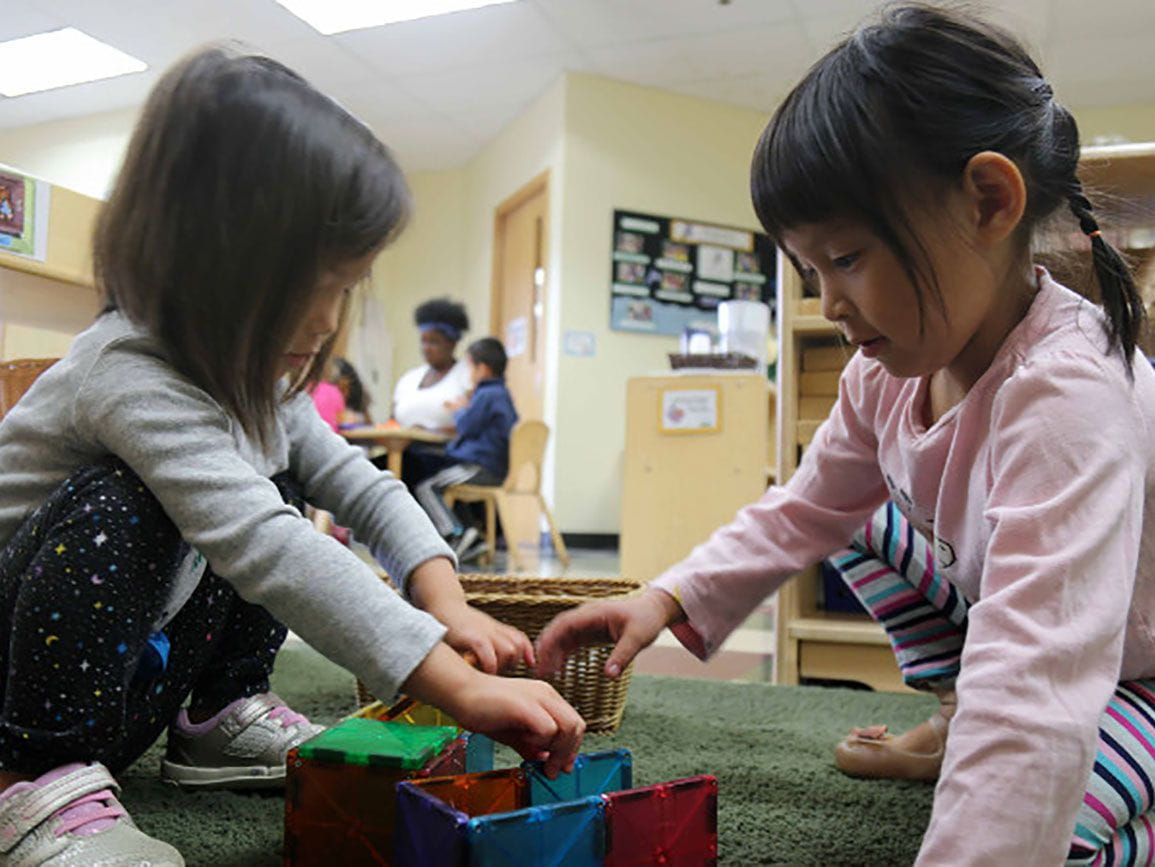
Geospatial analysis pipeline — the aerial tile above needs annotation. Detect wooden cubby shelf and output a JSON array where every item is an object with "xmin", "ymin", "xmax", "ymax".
[{"xmin": 772, "ymin": 142, "xmax": 1155, "ymax": 694}]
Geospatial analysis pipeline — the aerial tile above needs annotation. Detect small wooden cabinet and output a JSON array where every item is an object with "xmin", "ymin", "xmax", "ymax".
[{"xmin": 621, "ymin": 372, "xmax": 773, "ymax": 585}]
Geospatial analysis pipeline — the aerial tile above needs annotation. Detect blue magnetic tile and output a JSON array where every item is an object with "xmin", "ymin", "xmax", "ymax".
[
  {"xmin": 466, "ymin": 796, "xmax": 605, "ymax": 867},
  {"xmin": 464, "ymin": 731, "xmax": 494, "ymax": 773},
  {"xmin": 394, "ymin": 780, "xmax": 470, "ymax": 867},
  {"xmin": 524, "ymin": 748, "xmax": 633, "ymax": 806}
]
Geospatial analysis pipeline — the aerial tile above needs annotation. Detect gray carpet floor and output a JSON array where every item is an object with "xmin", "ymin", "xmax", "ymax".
[{"xmin": 120, "ymin": 641, "xmax": 938, "ymax": 865}]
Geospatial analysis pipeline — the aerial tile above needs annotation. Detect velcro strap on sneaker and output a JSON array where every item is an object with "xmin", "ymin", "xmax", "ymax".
[
  {"xmin": 223, "ymin": 693, "xmax": 285, "ymax": 737},
  {"xmin": 0, "ymin": 763, "xmax": 121, "ymax": 853}
]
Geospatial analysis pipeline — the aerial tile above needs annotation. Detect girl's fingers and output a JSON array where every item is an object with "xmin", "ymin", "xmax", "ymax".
[
  {"xmin": 472, "ymin": 637, "xmax": 498, "ymax": 674},
  {"xmin": 535, "ymin": 605, "xmax": 615, "ymax": 675}
]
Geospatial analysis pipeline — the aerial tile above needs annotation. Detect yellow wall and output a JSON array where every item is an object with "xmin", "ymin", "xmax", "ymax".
[
  {"xmin": 2, "ymin": 84, "xmax": 1153, "ymax": 533},
  {"xmin": 1076, "ymin": 103, "xmax": 1155, "ymax": 144},
  {"xmin": 551, "ymin": 74, "xmax": 769, "ymax": 532},
  {"xmin": 368, "ymin": 75, "xmax": 567, "ymax": 452},
  {"xmin": 0, "ymin": 323, "xmax": 75, "ymax": 360}
]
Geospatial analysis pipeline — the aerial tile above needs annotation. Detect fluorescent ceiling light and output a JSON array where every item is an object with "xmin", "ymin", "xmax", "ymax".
[
  {"xmin": 276, "ymin": 0, "xmax": 520, "ymax": 35},
  {"xmin": 0, "ymin": 28, "xmax": 146, "ymax": 98}
]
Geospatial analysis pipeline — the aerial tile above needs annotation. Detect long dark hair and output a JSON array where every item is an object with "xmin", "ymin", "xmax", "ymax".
[
  {"xmin": 94, "ymin": 46, "xmax": 411, "ymax": 442},
  {"xmin": 751, "ymin": 3, "xmax": 1143, "ymax": 368}
]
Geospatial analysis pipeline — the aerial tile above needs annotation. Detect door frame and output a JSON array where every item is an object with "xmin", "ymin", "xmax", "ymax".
[{"xmin": 489, "ymin": 169, "xmax": 550, "ymax": 351}]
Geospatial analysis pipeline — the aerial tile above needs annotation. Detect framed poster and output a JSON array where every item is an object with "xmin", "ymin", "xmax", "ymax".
[
  {"xmin": 0, "ymin": 168, "xmax": 48, "ymax": 261},
  {"xmin": 610, "ymin": 209, "xmax": 775, "ymax": 336}
]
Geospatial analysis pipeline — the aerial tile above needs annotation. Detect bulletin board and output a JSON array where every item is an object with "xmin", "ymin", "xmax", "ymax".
[{"xmin": 609, "ymin": 209, "xmax": 776, "ymax": 336}]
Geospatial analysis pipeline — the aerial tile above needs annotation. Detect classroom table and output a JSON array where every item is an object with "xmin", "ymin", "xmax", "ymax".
[{"xmin": 341, "ymin": 424, "xmax": 451, "ymax": 477}]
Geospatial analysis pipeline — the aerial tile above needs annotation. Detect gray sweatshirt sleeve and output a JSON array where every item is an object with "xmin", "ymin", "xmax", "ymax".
[
  {"xmin": 74, "ymin": 344, "xmax": 446, "ymax": 700},
  {"xmin": 279, "ymin": 391, "xmax": 458, "ymax": 593}
]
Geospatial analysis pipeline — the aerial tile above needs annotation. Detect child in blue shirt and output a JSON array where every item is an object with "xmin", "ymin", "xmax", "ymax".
[{"xmin": 413, "ymin": 338, "xmax": 517, "ymax": 559}]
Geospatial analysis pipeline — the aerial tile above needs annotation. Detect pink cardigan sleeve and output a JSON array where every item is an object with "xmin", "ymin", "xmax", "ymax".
[
  {"xmin": 917, "ymin": 353, "xmax": 1144, "ymax": 865},
  {"xmin": 652, "ymin": 353, "xmax": 889, "ymax": 658}
]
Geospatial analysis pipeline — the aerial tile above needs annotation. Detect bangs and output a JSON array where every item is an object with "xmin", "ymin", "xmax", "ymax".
[{"xmin": 751, "ymin": 44, "xmax": 896, "ymax": 243}]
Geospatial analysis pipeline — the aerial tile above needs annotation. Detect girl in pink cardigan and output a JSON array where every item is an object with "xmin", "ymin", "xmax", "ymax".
[{"xmin": 539, "ymin": 6, "xmax": 1154, "ymax": 865}]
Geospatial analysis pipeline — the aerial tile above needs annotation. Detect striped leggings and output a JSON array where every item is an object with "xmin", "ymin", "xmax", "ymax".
[{"xmin": 832, "ymin": 502, "xmax": 1155, "ymax": 866}]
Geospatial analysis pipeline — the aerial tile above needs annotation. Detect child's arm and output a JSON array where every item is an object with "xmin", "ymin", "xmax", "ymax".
[
  {"xmin": 284, "ymin": 393, "xmax": 531, "ymax": 672},
  {"xmin": 539, "ymin": 352, "xmax": 890, "ymax": 671},
  {"xmin": 917, "ymin": 355, "xmax": 1144, "ymax": 865},
  {"xmin": 403, "ymin": 642, "xmax": 583, "ymax": 778},
  {"xmin": 408, "ymin": 557, "xmax": 535, "ymax": 673},
  {"xmin": 451, "ymin": 388, "xmax": 491, "ymax": 439}
]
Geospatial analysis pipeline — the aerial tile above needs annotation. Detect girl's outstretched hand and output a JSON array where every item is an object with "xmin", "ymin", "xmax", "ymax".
[
  {"xmin": 437, "ymin": 601, "xmax": 536, "ymax": 674},
  {"xmin": 534, "ymin": 589, "xmax": 684, "ymax": 680},
  {"xmin": 407, "ymin": 558, "xmax": 535, "ymax": 673},
  {"xmin": 403, "ymin": 644, "xmax": 584, "ymax": 778}
]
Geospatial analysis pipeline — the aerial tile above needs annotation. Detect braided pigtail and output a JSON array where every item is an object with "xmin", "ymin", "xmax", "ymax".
[{"xmin": 1066, "ymin": 182, "xmax": 1144, "ymax": 369}]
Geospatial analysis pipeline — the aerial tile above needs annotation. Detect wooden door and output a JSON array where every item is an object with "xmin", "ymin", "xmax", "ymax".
[
  {"xmin": 491, "ymin": 173, "xmax": 548, "ymax": 421},
  {"xmin": 490, "ymin": 174, "xmax": 549, "ymax": 565}
]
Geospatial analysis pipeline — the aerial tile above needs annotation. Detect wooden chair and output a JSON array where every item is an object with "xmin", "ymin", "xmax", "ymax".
[
  {"xmin": 444, "ymin": 419, "xmax": 570, "ymax": 572},
  {"xmin": 0, "ymin": 358, "xmax": 58, "ymax": 422}
]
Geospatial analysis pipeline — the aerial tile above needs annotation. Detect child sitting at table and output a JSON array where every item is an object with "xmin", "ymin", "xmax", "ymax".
[{"xmin": 412, "ymin": 338, "xmax": 516, "ymax": 561}]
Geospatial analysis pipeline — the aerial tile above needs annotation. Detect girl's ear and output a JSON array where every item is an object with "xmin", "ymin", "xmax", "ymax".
[{"xmin": 961, "ymin": 151, "xmax": 1027, "ymax": 246}]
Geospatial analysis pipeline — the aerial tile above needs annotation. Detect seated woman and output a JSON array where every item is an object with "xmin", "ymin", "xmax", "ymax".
[{"xmin": 392, "ymin": 298, "xmax": 471, "ymax": 433}]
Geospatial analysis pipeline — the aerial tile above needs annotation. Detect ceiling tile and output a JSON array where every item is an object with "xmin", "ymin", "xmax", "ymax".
[
  {"xmin": 532, "ymin": 0, "xmax": 797, "ymax": 47},
  {"xmin": 335, "ymin": 2, "xmax": 569, "ymax": 77},
  {"xmin": 451, "ymin": 102, "xmax": 529, "ymax": 141},
  {"xmin": 669, "ymin": 74, "xmax": 788, "ymax": 114},
  {"xmin": 0, "ymin": 68, "xmax": 158, "ymax": 129},
  {"xmin": 584, "ymin": 39, "xmax": 710, "ymax": 87},
  {"xmin": 0, "ymin": 7, "xmax": 68, "ymax": 42},
  {"xmin": 257, "ymin": 35, "xmax": 378, "ymax": 92},
  {"xmin": 368, "ymin": 114, "xmax": 479, "ymax": 172},
  {"xmin": 333, "ymin": 79, "xmax": 433, "ymax": 124},
  {"xmin": 398, "ymin": 54, "xmax": 572, "ymax": 114}
]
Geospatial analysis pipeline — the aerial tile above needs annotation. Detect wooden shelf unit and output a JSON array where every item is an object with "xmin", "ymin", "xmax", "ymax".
[
  {"xmin": 0, "ymin": 173, "xmax": 101, "ymax": 359},
  {"xmin": 773, "ymin": 142, "xmax": 1155, "ymax": 693},
  {"xmin": 773, "ymin": 252, "xmax": 907, "ymax": 693}
]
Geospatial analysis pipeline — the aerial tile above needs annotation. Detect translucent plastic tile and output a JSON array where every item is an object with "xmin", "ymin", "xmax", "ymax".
[
  {"xmin": 285, "ymin": 746, "xmax": 412, "ymax": 865},
  {"xmin": 603, "ymin": 775, "xmax": 718, "ymax": 866},
  {"xmin": 464, "ymin": 731, "xmax": 494, "ymax": 773},
  {"xmin": 466, "ymin": 797, "xmax": 605, "ymax": 867},
  {"xmin": 394, "ymin": 770, "xmax": 529, "ymax": 867},
  {"xmin": 417, "ymin": 735, "xmax": 468, "ymax": 779},
  {"xmin": 284, "ymin": 722, "xmax": 463, "ymax": 865},
  {"xmin": 524, "ymin": 748, "xmax": 633, "ymax": 805},
  {"xmin": 297, "ymin": 717, "xmax": 456, "ymax": 769},
  {"xmin": 394, "ymin": 778, "xmax": 471, "ymax": 867},
  {"xmin": 405, "ymin": 768, "xmax": 528, "ymax": 816},
  {"xmin": 354, "ymin": 696, "xmax": 493, "ymax": 771}
]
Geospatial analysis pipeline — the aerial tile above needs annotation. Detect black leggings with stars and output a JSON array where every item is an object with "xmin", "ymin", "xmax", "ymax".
[{"xmin": 0, "ymin": 459, "xmax": 298, "ymax": 776}]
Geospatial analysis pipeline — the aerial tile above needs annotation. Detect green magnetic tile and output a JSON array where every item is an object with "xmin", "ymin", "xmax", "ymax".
[{"xmin": 297, "ymin": 718, "xmax": 457, "ymax": 769}]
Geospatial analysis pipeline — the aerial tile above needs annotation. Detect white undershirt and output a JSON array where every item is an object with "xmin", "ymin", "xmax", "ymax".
[{"xmin": 392, "ymin": 359, "xmax": 471, "ymax": 430}]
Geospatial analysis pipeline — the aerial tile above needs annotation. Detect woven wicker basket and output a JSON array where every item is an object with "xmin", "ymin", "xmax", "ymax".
[{"xmin": 356, "ymin": 574, "xmax": 643, "ymax": 733}]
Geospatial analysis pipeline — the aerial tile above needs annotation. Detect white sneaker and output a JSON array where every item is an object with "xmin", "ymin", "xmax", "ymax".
[
  {"xmin": 453, "ymin": 527, "xmax": 480, "ymax": 559},
  {"xmin": 161, "ymin": 692, "xmax": 323, "ymax": 790},
  {"xmin": 0, "ymin": 762, "xmax": 183, "ymax": 866}
]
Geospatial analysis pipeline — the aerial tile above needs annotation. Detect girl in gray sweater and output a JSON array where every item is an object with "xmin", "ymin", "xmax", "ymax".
[{"xmin": 0, "ymin": 48, "xmax": 582, "ymax": 867}]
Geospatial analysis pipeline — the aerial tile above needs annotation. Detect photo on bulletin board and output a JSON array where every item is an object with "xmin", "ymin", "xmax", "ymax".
[{"xmin": 609, "ymin": 209, "xmax": 775, "ymax": 336}]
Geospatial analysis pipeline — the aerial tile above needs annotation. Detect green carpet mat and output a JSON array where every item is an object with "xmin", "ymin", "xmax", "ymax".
[{"xmin": 120, "ymin": 641, "xmax": 937, "ymax": 865}]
